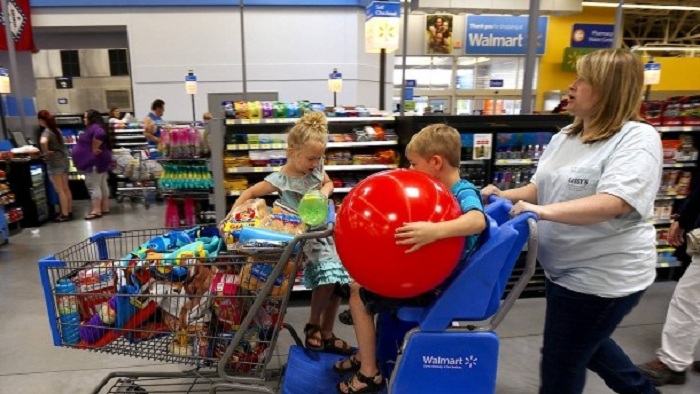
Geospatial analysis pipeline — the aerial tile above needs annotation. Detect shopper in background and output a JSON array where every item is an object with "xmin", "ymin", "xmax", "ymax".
[
  {"xmin": 109, "ymin": 106, "xmax": 136, "ymax": 125},
  {"xmin": 481, "ymin": 49, "xmax": 661, "ymax": 394},
  {"xmin": 230, "ymin": 112, "xmax": 353, "ymax": 356},
  {"xmin": 143, "ymin": 99, "xmax": 165, "ymax": 148},
  {"xmin": 38, "ymin": 110, "xmax": 73, "ymax": 222},
  {"xmin": 72, "ymin": 109, "xmax": 113, "ymax": 220},
  {"xmin": 638, "ymin": 171, "xmax": 700, "ymax": 386}
]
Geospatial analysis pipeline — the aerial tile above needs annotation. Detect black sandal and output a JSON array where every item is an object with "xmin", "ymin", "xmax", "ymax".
[
  {"xmin": 337, "ymin": 370, "xmax": 383, "ymax": 394},
  {"xmin": 333, "ymin": 354, "xmax": 361, "ymax": 374},
  {"xmin": 303, "ymin": 323, "xmax": 324, "ymax": 351},
  {"xmin": 324, "ymin": 334, "xmax": 355, "ymax": 355},
  {"xmin": 339, "ymin": 309, "xmax": 353, "ymax": 326}
]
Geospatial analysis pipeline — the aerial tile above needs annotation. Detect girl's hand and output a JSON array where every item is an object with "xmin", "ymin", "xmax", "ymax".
[
  {"xmin": 395, "ymin": 221, "xmax": 439, "ymax": 253},
  {"xmin": 510, "ymin": 200, "xmax": 547, "ymax": 219}
]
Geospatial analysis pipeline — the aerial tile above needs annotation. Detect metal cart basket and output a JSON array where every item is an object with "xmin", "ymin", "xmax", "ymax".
[
  {"xmin": 39, "ymin": 215, "xmax": 333, "ymax": 393},
  {"xmin": 113, "ymin": 149, "xmax": 161, "ymax": 209}
]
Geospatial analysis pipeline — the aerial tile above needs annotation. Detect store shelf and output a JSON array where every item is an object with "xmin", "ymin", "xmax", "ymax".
[
  {"xmin": 225, "ymin": 140, "xmax": 398, "ymax": 151},
  {"xmin": 656, "ymin": 195, "xmax": 687, "ymax": 200},
  {"xmin": 115, "ymin": 135, "xmax": 147, "ymax": 140},
  {"xmin": 225, "ymin": 116, "xmax": 394, "ymax": 126},
  {"xmin": 651, "ymin": 219, "xmax": 673, "ymax": 225},
  {"xmin": 325, "ymin": 164, "xmax": 398, "ymax": 171},
  {"xmin": 0, "ymin": 189, "xmax": 9, "ymax": 197},
  {"xmin": 494, "ymin": 159, "xmax": 538, "ymax": 166},
  {"xmin": 657, "ymin": 126, "xmax": 700, "ymax": 133},
  {"xmin": 1, "ymin": 199, "xmax": 15, "ymax": 206},
  {"xmin": 293, "ymin": 285, "xmax": 311, "ymax": 292},
  {"xmin": 113, "ymin": 129, "xmax": 145, "ymax": 133},
  {"xmin": 226, "ymin": 164, "xmax": 397, "ymax": 174},
  {"xmin": 657, "ymin": 247, "xmax": 676, "ymax": 253},
  {"xmin": 657, "ymin": 260, "xmax": 683, "ymax": 268},
  {"xmin": 7, "ymin": 215, "xmax": 23, "ymax": 224},
  {"xmin": 663, "ymin": 162, "xmax": 697, "ymax": 168},
  {"xmin": 115, "ymin": 142, "xmax": 148, "ymax": 147},
  {"xmin": 461, "ymin": 160, "xmax": 487, "ymax": 165},
  {"xmin": 117, "ymin": 187, "xmax": 157, "ymax": 191}
]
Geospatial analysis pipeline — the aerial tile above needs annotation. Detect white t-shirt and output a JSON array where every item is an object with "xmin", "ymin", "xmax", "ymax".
[{"xmin": 532, "ymin": 121, "xmax": 662, "ymax": 297}]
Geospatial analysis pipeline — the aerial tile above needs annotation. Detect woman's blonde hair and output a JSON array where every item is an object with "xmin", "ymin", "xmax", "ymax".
[
  {"xmin": 287, "ymin": 111, "xmax": 328, "ymax": 150},
  {"xmin": 406, "ymin": 123, "xmax": 461, "ymax": 168},
  {"xmin": 568, "ymin": 49, "xmax": 645, "ymax": 143}
]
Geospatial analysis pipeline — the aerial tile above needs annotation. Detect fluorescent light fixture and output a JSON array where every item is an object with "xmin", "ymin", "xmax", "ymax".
[
  {"xmin": 582, "ymin": 1, "xmax": 700, "ymax": 11},
  {"xmin": 632, "ymin": 46, "xmax": 700, "ymax": 52}
]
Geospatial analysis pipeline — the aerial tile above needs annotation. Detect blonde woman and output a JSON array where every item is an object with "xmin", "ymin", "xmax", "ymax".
[{"xmin": 482, "ymin": 49, "xmax": 661, "ymax": 394}]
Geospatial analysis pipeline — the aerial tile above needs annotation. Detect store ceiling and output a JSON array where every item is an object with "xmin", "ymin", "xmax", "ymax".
[{"xmin": 621, "ymin": 0, "xmax": 700, "ymax": 49}]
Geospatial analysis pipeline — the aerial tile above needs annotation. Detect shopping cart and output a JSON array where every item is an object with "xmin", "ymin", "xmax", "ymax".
[
  {"xmin": 39, "ymin": 205, "xmax": 335, "ymax": 394},
  {"xmin": 113, "ymin": 149, "xmax": 162, "ymax": 209}
]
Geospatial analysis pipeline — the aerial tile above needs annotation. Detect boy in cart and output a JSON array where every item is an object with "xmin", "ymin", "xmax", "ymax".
[{"xmin": 334, "ymin": 124, "xmax": 486, "ymax": 393}]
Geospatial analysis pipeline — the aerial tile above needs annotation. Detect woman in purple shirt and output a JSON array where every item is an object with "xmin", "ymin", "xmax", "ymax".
[{"xmin": 71, "ymin": 109, "xmax": 112, "ymax": 220}]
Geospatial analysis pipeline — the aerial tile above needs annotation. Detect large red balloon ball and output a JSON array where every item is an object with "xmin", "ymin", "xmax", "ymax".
[{"xmin": 335, "ymin": 169, "xmax": 465, "ymax": 298}]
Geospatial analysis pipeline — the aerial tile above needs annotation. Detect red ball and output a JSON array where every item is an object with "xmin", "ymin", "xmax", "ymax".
[{"xmin": 335, "ymin": 169, "xmax": 465, "ymax": 298}]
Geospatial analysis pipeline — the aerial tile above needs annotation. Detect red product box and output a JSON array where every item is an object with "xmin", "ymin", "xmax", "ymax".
[
  {"xmin": 681, "ymin": 95, "xmax": 700, "ymax": 125},
  {"xmin": 662, "ymin": 96, "xmax": 686, "ymax": 126}
]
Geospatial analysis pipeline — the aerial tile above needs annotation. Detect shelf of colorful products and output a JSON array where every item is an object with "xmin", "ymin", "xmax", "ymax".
[
  {"xmin": 110, "ymin": 123, "xmax": 148, "ymax": 149},
  {"xmin": 0, "ymin": 170, "xmax": 15, "ymax": 207},
  {"xmin": 487, "ymin": 130, "xmax": 699, "ymax": 270},
  {"xmin": 223, "ymin": 116, "xmax": 401, "ymax": 199}
]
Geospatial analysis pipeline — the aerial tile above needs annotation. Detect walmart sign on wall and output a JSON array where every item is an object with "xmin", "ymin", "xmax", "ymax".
[{"xmin": 465, "ymin": 15, "xmax": 548, "ymax": 55}]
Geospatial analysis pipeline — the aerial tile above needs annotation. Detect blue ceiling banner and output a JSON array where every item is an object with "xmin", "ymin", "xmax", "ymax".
[
  {"xmin": 571, "ymin": 23, "xmax": 615, "ymax": 48},
  {"xmin": 465, "ymin": 15, "xmax": 548, "ymax": 56}
]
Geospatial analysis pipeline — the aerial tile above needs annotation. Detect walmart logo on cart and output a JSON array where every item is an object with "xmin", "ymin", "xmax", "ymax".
[{"xmin": 422, "ymin": 355, "xmax": 478, "ymax": 370}]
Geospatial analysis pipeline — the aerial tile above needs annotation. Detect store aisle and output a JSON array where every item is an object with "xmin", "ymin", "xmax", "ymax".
[{"xmin": 0, "ymin": 201, "xmax": 698, "ymax": 393}]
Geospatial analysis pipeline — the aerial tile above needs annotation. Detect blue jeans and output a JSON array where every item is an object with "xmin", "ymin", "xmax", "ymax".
[{"xmin": 540, "ymin": 280, "xmax": 657, "ymax": 394}]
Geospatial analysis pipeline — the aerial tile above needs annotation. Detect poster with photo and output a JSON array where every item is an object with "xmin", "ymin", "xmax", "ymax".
[{"xmin": 425, "ymin": 14, "xmax": 454, "ymax": 55}]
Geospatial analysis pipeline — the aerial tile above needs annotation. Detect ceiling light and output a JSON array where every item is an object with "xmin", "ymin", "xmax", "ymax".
[
  {"xmin": 632, "ymin": 46, "xmax": 700, "ymax": 52},
  {"xmin": 582, "ymin": 1, "xmax": 700, "ymax": 11}
]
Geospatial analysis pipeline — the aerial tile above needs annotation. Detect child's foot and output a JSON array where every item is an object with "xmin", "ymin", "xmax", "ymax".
[
  {"xmin": 333, "ymin": 355, "xmax": 361, "ymax": 374},
  {"xmin": 304, "ymin": 323, "xmax": 324, "ymax": 351},
  {"xmin": 322, "ymin": 332, "xmax": 354, "ymax": 355},
  {"xmin": 337, "ymin": 370, "xmax": 383, "ymax": 394}
]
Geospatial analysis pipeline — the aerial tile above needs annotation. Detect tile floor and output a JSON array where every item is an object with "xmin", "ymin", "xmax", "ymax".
[{"xmin": 1, "ymin": 201, "xmax": 699, "ymax": 394}]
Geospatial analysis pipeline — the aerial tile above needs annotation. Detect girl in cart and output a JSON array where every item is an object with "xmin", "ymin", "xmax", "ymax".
[{"xmin": 230, "ymin": 111, "xmax": 353, "ymax": 355}]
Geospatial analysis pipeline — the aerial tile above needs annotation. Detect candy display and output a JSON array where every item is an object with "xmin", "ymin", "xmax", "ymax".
[{"xmin": 161, "ymin": 126, "xmax": 207, "ymax": 159}]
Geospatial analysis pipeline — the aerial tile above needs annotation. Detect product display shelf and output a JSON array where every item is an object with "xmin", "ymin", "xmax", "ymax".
[
  {"xmin": 653, "ymin": 125, "xmax": 700, "ymax": 274},
  {"xmin": 224, "ymin": 116, "xmax": 395, "ymax": 126},
  {"xmin": 214, "ymin": 115, "xmax": 401, "ymax": 219},
  {"xmin": 0, "ymin": 159, "xmax": 48, "ymax": 228},
  {"xmin": 110, "ymin": 125, "xmax": 148, "ymax": 150},
  {"xmin": 657, "ymin": 126, "xmax": 700, "ymax": 133},
  {"xmin": 212, "ymin": 115, "xmax": 400, "ymax": 293}
]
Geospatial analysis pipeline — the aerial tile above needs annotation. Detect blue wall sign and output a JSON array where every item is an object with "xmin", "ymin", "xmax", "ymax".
[
  {"xmin": 405, "ymin": 79, "xmax": 417, "ymax": 88},
  {"xmin": 489, "ymin": 79, "xmax": 504, "ymax": 88},
  {"xmin": 365, "ymin": 0, "xmax": 400, "ymax": 21},
  {"xmin": 465, "ymin": 15, "xmax": 548, "ymax": 56},
  {"xmin": 404, "ymin": 88, "xmax": 414, "ymax": 100},
  {"xmin": 571, "ymin": 24, "xmax": 614, "ymax": 48}
]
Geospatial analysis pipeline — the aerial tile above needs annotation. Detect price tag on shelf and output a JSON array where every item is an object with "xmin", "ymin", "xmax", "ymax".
[
  {"xmin": 272, "ymin": 143, "xmax": 284, "ymax": 149},
  {"xmin": 241, "ymin": 119, "xmax": 250, "ymax": 124},
  {"xmin": 226, "ymin": 144, "xmax": 236, "ymax": 150},
  {"xmin": 227, "ymin": 167, "xmax": 238, "ymax": 173},
  {"xmin": 250, "ymin": 119, "xmax": 260, "ymax": 124},
  {"xmin": 254, "ymin": 167, "xmax": 264, "ymax": 173},
  {"xmin": 261, "ymin": 144, "xmax": 272, "ymax": 149}
]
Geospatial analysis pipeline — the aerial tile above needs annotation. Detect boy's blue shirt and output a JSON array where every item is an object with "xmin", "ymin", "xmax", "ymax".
[{"xmin": 450, "ymin": 179, "xmax": 484, "ymax": 262}]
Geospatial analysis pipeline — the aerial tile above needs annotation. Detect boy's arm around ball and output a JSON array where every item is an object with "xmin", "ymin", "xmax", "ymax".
[{"xmin": 395, "ymin": 210, "xmax": 486, "ymax": 253}]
